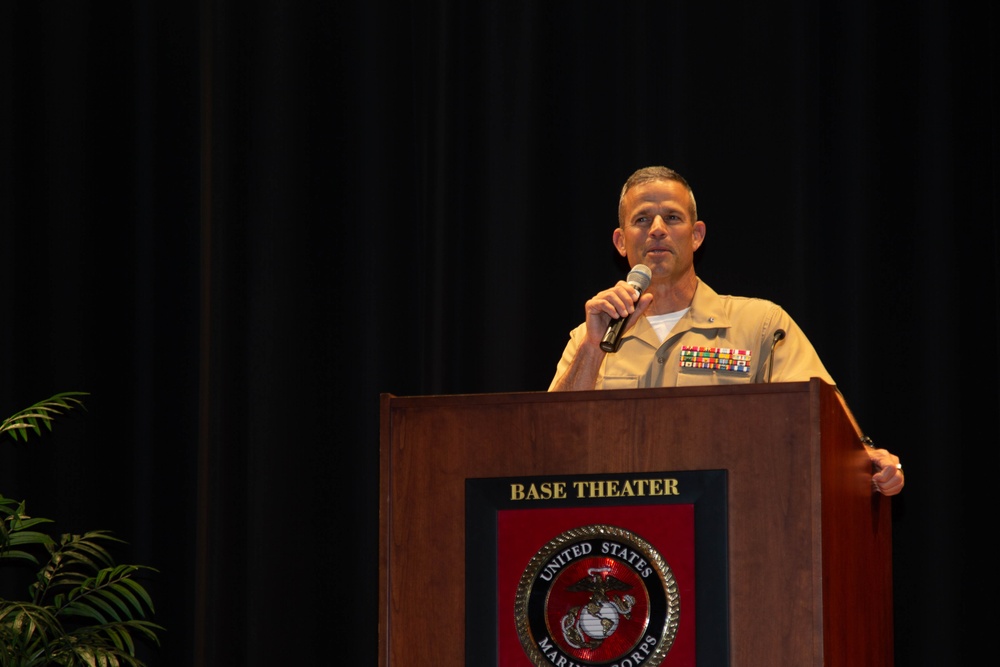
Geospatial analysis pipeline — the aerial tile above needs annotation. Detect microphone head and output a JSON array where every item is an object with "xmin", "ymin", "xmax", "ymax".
[{"xmin": 627, "ymin": 264, "xmax": 652, "ymax": 291}]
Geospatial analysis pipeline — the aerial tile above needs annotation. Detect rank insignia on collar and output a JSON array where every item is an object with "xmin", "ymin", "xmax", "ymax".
[{"xmin": 679, "ymin": 346, "xmax": 751, "ymax": 373}]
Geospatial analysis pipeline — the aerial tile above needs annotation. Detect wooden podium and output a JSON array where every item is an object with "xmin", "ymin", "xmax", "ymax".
[{"xmin": 379, "ymin": 379, "xmax": 894, "ymax": 666}]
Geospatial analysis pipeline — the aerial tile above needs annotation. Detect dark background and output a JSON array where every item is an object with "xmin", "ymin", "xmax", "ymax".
[{"xmin": 1, "ymin": 1, "xmax": 996, "ymax": 665}]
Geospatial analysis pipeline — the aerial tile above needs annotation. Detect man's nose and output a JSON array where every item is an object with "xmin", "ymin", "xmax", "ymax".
[{"xmin": 649, "ymin": 215, "xmax": 668, "ymax": 235}]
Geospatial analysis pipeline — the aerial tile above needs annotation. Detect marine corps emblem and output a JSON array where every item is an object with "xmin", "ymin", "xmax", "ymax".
[{"xmin": 514, "ymin": 524, "xmax": 680, "ymax": 666}]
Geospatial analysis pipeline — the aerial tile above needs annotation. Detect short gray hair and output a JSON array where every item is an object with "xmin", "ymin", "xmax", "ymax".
[{"xmin": 617, "ymin": 166, "xmax": 698, "ymax": 226}]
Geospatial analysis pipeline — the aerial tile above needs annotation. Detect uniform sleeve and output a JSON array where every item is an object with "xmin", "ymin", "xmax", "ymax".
[
  {"xmin": 765, "ymin": 310, "xmax": 835, "ymax": 385},
  {"xmin": 548, "ymin": 324, "xmax": 586, "ymax": 391}
]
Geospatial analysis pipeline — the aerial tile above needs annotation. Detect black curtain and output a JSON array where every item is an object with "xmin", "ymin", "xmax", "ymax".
[{"xmin": 1, "ymin": 1, "xmax": 996, "ymax": 665}]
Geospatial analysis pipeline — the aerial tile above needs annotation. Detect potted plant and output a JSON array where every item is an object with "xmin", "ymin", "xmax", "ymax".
[{"xmin": 0, "ymin": 392, "xmax": 162, "ymax": 666}]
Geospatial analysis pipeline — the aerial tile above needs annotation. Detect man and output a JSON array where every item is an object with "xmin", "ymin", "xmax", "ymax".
[{"xmin": 549, "ymin": 166, "xmax": 904, "ymax": 496}]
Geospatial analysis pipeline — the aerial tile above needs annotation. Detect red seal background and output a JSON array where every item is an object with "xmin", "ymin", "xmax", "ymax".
[
  {"xmin": 544, "ymin": 554, "xmax": 652, "ymax": 660},
  {"xmin": 498, "ymin": 505, "xmax": 696, "ymax": 666}
]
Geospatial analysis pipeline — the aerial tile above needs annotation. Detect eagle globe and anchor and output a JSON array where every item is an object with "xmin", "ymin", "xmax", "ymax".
[
  {"xmin": 561, "ymin": 566, "xmax": 637, "ymax": 649},
  {"xmin": 515, "ymin": 525, "xmax": 680, "ymax": 666}
]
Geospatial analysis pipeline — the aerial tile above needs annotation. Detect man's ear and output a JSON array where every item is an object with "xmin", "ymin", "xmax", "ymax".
[
  {"xmin": 612, "ymin": 228, "xmax": 627, "ymax": 256},
  {"xmin": 692, "ymin": 220, "xmax": 706, "ymax": 250}
]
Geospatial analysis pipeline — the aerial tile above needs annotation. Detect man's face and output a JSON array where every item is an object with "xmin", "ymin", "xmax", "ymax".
[{"xmin": 613, "ymin": 179, "xmax": 705, "ymax": 279}]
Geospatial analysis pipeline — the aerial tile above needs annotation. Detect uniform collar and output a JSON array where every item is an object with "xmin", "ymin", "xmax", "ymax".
[
  {"xmin": 684, "ymin": 278, "xmax": 731, "ymax": 330},
  {"xmin": 628, "ymin": 278, "xmax": 730, "ymax": 348}
]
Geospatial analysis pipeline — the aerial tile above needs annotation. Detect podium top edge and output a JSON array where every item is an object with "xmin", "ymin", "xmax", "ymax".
[{"xmin": 380, "ymin": 378, "xmax": 833, "ymax": 406}]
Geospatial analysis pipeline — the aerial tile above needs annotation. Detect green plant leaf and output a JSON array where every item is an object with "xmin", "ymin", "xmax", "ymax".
[
  {"xmin": 105, "ymin": 582, "xmax": 145, "ymax": 616},
  {"xmin": 1, "ymin": 393, "xmax": 161, "ymax": 666},
  {"xmin": 6, "ymin": 531, "xmax": 56, "ymax": 548},
  {"xmin": 8, "ymin": 516, "xmax": 55, "ymax": 531},
  {"xmin": 0, "ymin": 392, "xmax": 88, "ymax": 444},
  {"xmin": 0, "ymin": 548, "xmax": 42, "ymax": 564},
  {"xmin": 0, "ymin": 601, "xmax": 62, "ymax": 662}
]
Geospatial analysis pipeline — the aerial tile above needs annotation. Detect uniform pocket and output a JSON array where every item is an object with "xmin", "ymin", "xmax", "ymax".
[
  {"xmin": 599, "ymin": 375, "xmax": 642, "ymax": 390},
  {"xmin": 676, "ymin": 367, "xmax": 753, "ymax": 386}
]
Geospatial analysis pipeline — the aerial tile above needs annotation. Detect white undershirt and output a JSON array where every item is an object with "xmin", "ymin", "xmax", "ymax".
[{"xmin": 645, "ymin": 309, "xmax": 689, "ymax": 343}]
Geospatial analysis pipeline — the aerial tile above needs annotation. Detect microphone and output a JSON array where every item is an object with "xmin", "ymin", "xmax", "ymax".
[
  {"xmin": 765, "ymin": 329, "xmax": 786, "ymax": 383},
  {"xmin": 600, "ymin": 264, "xmax": 653, "ymax": 353}
]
